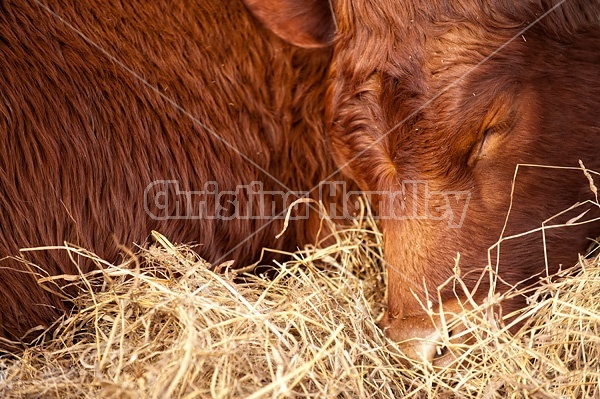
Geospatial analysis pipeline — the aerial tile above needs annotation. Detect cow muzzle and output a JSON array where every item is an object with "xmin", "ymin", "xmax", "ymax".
[{"xmin": 379, "ymin": 300, "xmax": 471, "ymax": 367}]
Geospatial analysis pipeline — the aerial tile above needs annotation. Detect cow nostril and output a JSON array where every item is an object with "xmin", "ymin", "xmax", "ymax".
[
  {"xmin": 431, "ymin": 344, "xmax": 458, "ymax": 368},
  {"xmin": 431, "ymin": 325, "xmax": 466, "ymax": 367},
  {"xmin": 433, "ymin": 342, "xmax": 449, "ymax": 359}
]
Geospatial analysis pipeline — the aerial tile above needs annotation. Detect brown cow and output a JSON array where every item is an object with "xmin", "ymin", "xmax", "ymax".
[
  {"xmin": 247, "ymin": 0, "xmax": 600, "ymax": 362},
  {"xmin": 0, "ymin": 0, "xmax": 352, "ymax": 351}
]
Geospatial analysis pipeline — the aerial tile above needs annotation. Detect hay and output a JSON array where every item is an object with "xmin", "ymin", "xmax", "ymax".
[{"xmin": 0, "ymin": 201, "xmax": 599, "ymax": 398}]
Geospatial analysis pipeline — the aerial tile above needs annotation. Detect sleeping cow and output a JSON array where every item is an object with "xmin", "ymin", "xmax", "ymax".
[
  {"xmin": 0, "ymin": 0, "xmax": 349, "ymax": 350},
  {"xmin": 247, "ymin": 0, "xmax": 600, "ymax": 362}
]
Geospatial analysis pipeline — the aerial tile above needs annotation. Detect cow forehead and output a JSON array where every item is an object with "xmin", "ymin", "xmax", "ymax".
[
  {"xmin": 333, "ymin": 0, "xmax": 600, "ymax": 34},
  {"xmin": 332, "ymin": 0, "xmax": 600, "ymax": 80},
  {"xmin": 330, "ymin": 24, "xmax": 525, "ymax": 136}
]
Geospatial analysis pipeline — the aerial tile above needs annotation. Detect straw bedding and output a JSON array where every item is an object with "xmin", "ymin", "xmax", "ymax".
[{"xmin": 0, "ymin": 201, "xmax": 598, "ymax": 398}]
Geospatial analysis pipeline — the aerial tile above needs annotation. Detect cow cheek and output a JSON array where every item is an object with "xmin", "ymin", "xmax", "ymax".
[
  {"xmin": 381, "ymin": 218, "xmax": 462, "ymax": 318},
  {"xmin": 379, "ymin": 192, "xmax": 503, "ymax": 313}
]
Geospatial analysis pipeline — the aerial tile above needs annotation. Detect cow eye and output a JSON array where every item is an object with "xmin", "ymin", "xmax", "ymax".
[
  {"xmin": 481, "ymin": 126, "xmax": 495, "ymax": 142},
  {"xmin": 483, "ymin": 120, "xmax": 511, "ymax": 141},
  {"xmin": 483, "ymin": 124, "xmax": 501, "ymax": 137},
  {"xmin": 479, "ymin": 125, "xmax": 499, "ymax": 154},
  {"xmin": 468, "ymin": 123, "xmax": 506, "ymax": 166}
]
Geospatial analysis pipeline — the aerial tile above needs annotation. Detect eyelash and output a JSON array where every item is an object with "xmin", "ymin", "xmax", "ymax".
[
  {"xmin": 484, "ymin": 120, "xmax": 511, "ymax": 138},
  {"xmin": 468, "ymin": 122, "xmax": 509, "ymax": 166}
]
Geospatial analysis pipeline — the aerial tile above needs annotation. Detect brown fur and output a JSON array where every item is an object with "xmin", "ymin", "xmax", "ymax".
[
  {"xmin": 249, "ymin": 0, "xmax": 600, "ymax": 336},
  {"xmin": 0, "ymin": 0, "xmax": 350, "ymax": 350}
]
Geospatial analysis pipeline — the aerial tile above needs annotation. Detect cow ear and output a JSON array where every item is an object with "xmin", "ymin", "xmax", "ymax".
[{"xmin": 243, "ymin": 0, "xmax": 335, "ymax": 48}]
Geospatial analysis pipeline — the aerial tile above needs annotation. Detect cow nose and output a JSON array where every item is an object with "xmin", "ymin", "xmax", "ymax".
[
  {"xmin": 380, "ymin": 311, "xmax": 464, "ymax": 366},
  {"xmin": 384, "ymin": 316, "xmax": 442, "ymax": 363}
]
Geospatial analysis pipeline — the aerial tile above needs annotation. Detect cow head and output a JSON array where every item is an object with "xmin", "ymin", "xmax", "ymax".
[{"xmin": 245, "ymin": 0, "xmax": 600, "ymax": 363}]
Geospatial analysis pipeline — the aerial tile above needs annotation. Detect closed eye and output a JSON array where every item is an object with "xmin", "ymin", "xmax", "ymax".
[{"xmin": 468, "ymin": 121, "xmax": 510, "ymax": 166}]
